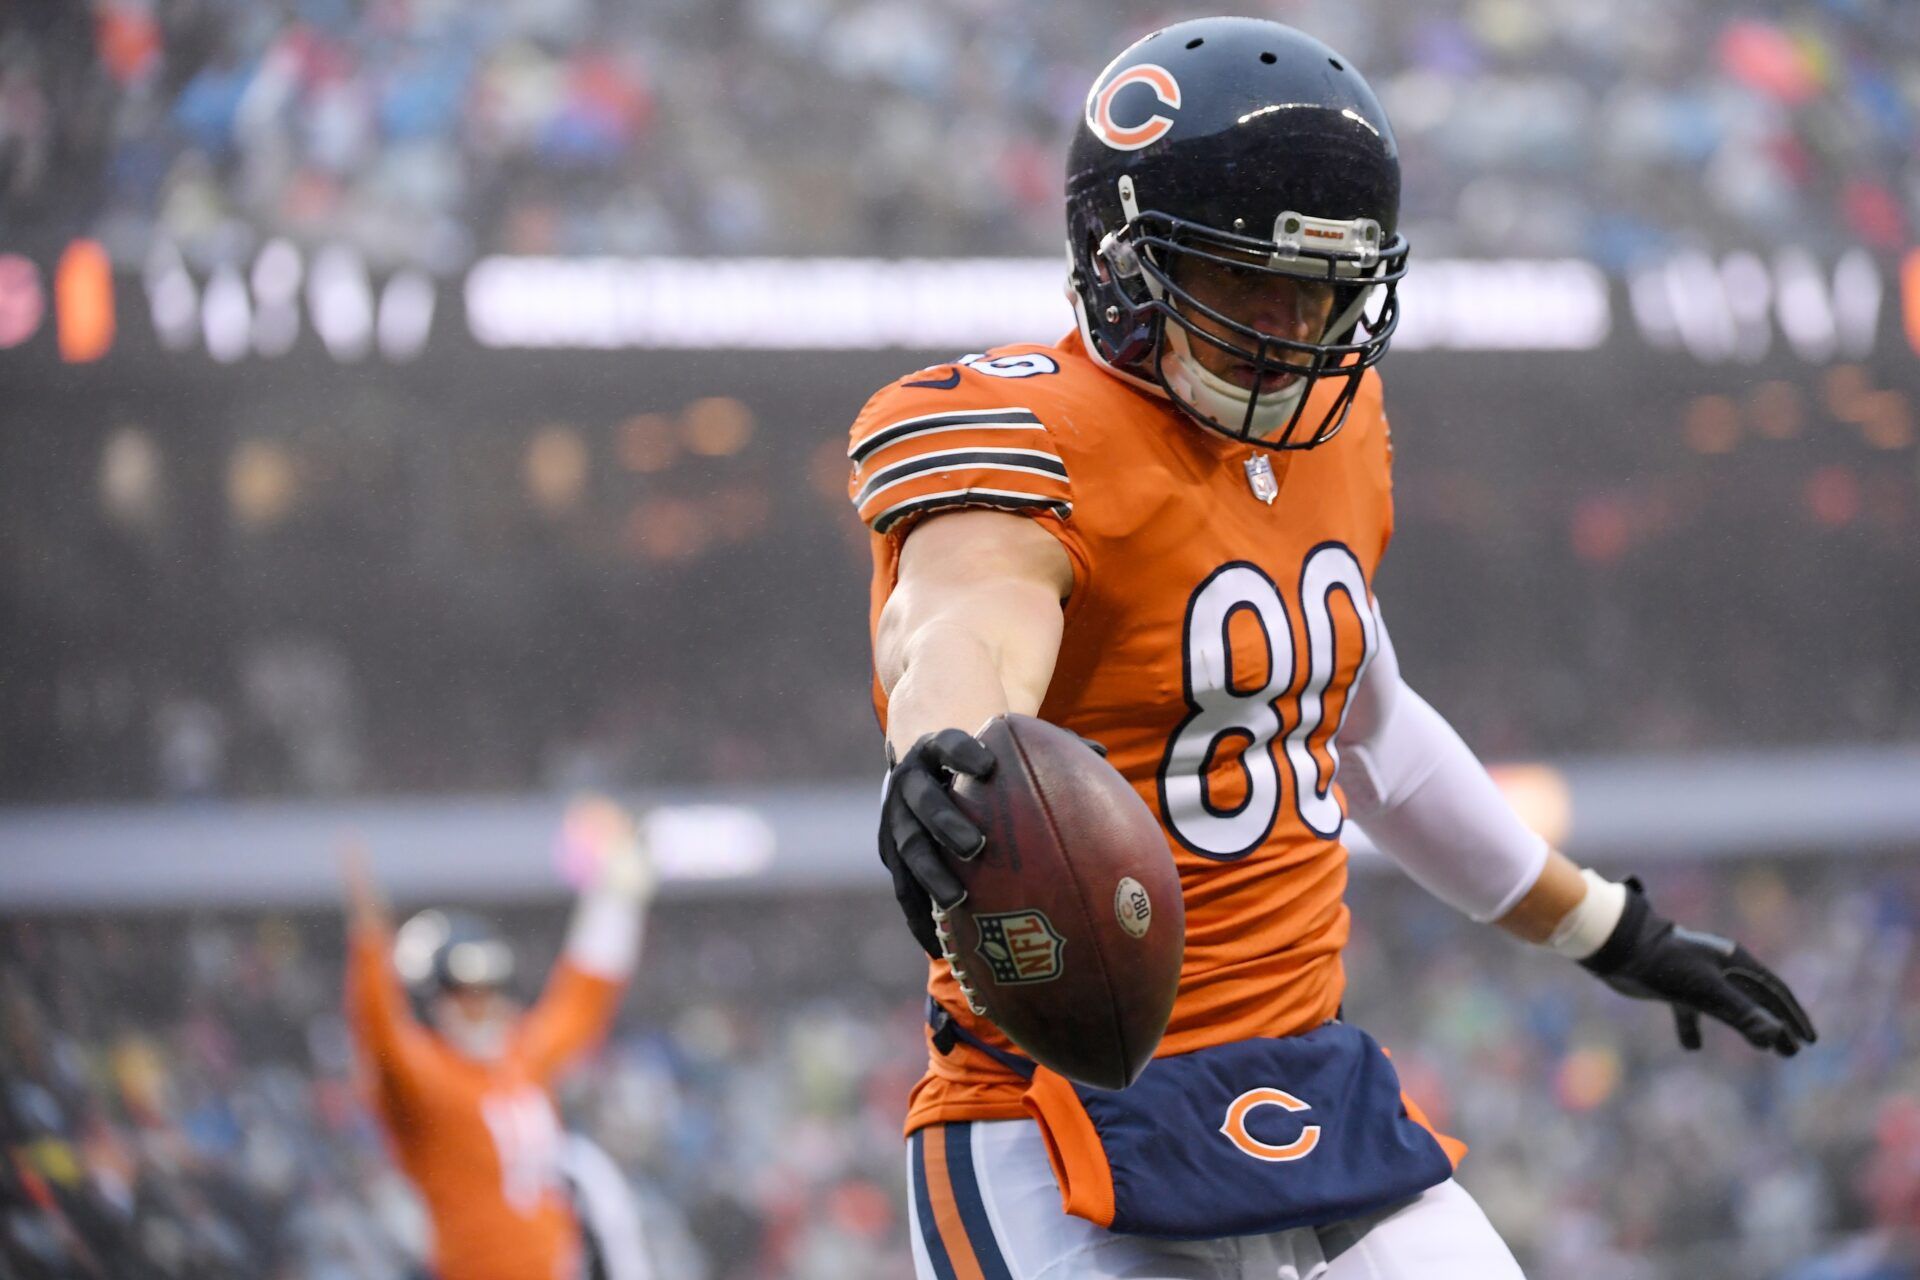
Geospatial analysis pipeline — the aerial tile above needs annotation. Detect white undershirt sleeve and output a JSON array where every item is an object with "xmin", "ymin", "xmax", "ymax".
[
  {"xmin": 1338, "ymin": 601, "xmax": 1550, "ymax": 923},
  {"xmin": 563, "ymin": 885, "xmax": 644, "ymax": 979},
  {"xmin": 562, "ymin": 846, "xmax": 655, "ymax": 979}
]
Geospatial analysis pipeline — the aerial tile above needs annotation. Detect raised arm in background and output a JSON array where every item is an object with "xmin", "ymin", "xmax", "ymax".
[
  {"xmin": 518, "ymin": 830, "xmax": 656, "ymax": 1081},
  {"xmin": 342, "ymin": 845, "xmax": 435, "ymax": 1126}
]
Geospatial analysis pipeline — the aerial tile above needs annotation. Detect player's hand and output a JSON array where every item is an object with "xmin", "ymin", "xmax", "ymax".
[
  {"xmin": 879, "ymin": 729, "xmax": 996, "ymax": 959},
  {"xmin": 601, "ymin": 835, "xmax": 658, "ymax": 905},
  {"xmin": 592, "ymin": 801, "xmax": 657, "ymax": 905},
  {"xmin": 1581, "ymin": 878, "xmax": 1816, "ymax": 1057}
]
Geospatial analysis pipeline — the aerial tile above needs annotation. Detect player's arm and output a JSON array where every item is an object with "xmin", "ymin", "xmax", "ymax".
[
  {"xmin": 1339, "ymin": 603, "xmax": 1816, "ymax": 1057},
  {"xmin": 519, "ymin": 837, "xmax": 655, "ymax": 1081},
  {"xmin": 341, "ymin": 846, "xmax": 431, "ymax": 1117},
  {"xmin": 874, "ymin": 509, "xmax": 1074, "ymax": 956}
]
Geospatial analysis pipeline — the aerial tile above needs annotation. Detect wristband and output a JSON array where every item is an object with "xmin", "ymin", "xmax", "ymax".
[{"xmin": 1547, "ymin": 869, "xmax": 1628, "ymax": 961}]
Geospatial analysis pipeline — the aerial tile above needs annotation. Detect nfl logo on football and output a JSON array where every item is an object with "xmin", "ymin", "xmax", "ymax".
[{"xmin": 974, "ymin": 910, "xmax": 1067, "ymax": 984}]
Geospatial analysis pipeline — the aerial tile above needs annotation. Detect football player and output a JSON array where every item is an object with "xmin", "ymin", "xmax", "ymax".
[
  {"xmin": 851, "ymin": 17, "xmax": 1815, "ymax": 1278},
  {"xmin": 343, "ymin": 834, "xmax": 654, "ymax": 1280}
]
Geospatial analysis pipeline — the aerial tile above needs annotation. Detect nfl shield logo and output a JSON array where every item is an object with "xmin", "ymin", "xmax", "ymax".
[
  {"xmin": 1245, "ymin": 455, "xmax": 1279, "ymax": 504},
  {"xmin": 974, "ymin": 910, "xmax": 1066, "ymax": 985}
]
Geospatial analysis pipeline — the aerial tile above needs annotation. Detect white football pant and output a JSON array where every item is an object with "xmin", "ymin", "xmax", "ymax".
[{"xmin": 906, "ymin": 1118, "xmax": 1526, "ymax": 1280}]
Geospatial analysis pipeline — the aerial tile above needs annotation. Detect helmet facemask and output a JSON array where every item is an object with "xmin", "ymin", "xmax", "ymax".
[{"xmin": 1081, "ymin": 197, "xmax": 1406, "ymax": 450}]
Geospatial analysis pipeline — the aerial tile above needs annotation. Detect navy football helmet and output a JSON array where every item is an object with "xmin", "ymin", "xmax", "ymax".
[
  {"xmin": 394, "ymin": 908, "xmax": 516, "ymax": 997},
  {"xmin": 1067, "ymin": 18, "xmax": 1408, "ymax": 449}
]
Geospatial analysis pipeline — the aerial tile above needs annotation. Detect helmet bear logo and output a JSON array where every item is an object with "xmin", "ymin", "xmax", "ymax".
[{"xmin": 1086, "ymin": 64, "xmax": 1182, "ymax": 151}]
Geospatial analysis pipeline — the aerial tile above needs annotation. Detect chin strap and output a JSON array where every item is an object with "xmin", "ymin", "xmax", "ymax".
[{"xmin": 1160, "ymin": 323, "xmax": 1310, "ymax": 438}]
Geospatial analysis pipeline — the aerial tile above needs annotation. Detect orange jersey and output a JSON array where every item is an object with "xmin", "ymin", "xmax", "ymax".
[
  {"xmin": 346, "ymin": 928, "xmax": 623, "ymax": 1280},
  {"xmin": 849, "ymin": 333, "xmax": 1394, "ymax": 1135}
]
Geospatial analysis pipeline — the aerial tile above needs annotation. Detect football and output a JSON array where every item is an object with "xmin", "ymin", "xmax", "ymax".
[{"xmin": 943, "ymin": 714, "xmax": 1183, "ymax": 1089}]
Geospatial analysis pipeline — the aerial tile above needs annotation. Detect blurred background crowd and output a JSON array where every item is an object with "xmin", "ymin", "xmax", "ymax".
[
  {"xmin": 2, "ymin": 0, "xmax": 1917, "ymax": 263},
  {"xmin": 6, "ymin": 341, "xmax": 1916, "ymax": 802},
  {"xmin": 2, "ymin": 856, "xmax": 1915, "ymax": 1280},
  {"xmin": 0, "ymin": 5, "xmax": 1915, "ymax": 804}
]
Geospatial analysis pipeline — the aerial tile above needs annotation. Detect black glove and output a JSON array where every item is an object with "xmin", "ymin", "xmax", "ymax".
[
  {"xmin": 878, "ymin": 726, "xmax": 1107, "ymax": 959},
  {"xmin": 879, "ymin": 729, "xmax": 996, "ymax": 959},
  {"xmin": 1581, "ymin": 877, "xmax": 1817, "ymax": 1057}
]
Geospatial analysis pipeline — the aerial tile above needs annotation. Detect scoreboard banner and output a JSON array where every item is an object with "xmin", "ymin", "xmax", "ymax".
[{"xmin": 0, "ymin": 239, "xmax": 1913, "ymax": 368}]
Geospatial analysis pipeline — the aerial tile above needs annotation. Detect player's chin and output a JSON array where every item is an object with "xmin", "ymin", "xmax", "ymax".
[{"xmin": 1221, "ymin": 362, "xmax": 1303, "ymax": 394}]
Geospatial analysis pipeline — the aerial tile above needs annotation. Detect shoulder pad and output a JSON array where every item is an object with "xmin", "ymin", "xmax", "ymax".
[{"xmin": 848, "ymin": 351, "xmax": 1076, "ymax": 536}]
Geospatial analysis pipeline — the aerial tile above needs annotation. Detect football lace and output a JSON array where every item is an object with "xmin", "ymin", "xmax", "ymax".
[{"xmin": 931, "ymin": 903, "xmax": 988, "ymax": 1016}]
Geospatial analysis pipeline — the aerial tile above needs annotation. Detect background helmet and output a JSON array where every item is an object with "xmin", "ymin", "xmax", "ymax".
[
  {"xmin": 1067, "ymin": 17, "xmax": 1408, "ymax": 449},
  {"xmin": 394, "ymin": 908, "xmax": 516, "ymax": 1001}
]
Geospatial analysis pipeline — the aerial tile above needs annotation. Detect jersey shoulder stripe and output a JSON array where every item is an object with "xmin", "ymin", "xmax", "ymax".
[
  {"xmin": 848, "ymin": 384, "xmax": 1075, "ymax": 537},
  {"xmin": 848, "ymin": 349, "xmax": 1093, "ymax": 537},
  {"xmin": 868, "ymin": 488, "xmax": 1071, "ymax": 536},
  {"xmin": 850, "ymin": 407, "xmax": 1043, "ymax": 465},
  {"xmin": 853, "ymin": 448, "xmax": 1068, "ymax": 508},
  {"xmin": 849, "ymin": 427, "xmax": 1072, "ymax": 534}
]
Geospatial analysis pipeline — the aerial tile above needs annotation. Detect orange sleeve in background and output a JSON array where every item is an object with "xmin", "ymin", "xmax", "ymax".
[
  {"xmin": 514, "ymin": 959, "xmax": 624, "ymax": 1083},
  {"xmin": 344, "ymin": 926, "xmax": 433, "ymax": 1125}
]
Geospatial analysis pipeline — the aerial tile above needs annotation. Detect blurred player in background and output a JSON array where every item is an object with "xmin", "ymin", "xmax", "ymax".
[
  {"xmin": 858, "ymin": 16, "xmax": 1815, "ymax": 1279},
  {"xmin": 342, "ymin": 814, "xmax": 655, "ymax": 1280}
]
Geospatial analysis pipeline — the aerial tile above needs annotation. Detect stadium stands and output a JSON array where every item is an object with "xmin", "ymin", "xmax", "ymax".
[
  {"xmin": 1, "ymin": 0, "xmax": 1915, "ymax": 263},
  {"xmin": 1, "ymin": 858, "xmax": 1912, "ymax": 1280}
]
